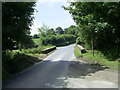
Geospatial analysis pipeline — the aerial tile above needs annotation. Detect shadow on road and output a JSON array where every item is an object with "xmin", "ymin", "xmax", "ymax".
[
  {"xmin": 3, "ymin": 58, "xmax": 109, "ymax": 88},
  {"xmin": 68, "ymin": 61, "xmax": 109, "ymax": 78}
]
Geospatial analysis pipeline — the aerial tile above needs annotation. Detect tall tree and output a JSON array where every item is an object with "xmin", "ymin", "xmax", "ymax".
[
  {"xmin": 38, "ymin": 24, "xmax": 50, "ymax": 37},
  {"xmin": 2, "ymin": 2, "xmax": 36, "ymax": 50},
  {"xmin": 55, "ymin": 27, "xmax": 64, "ymax": 35},
  {"xmin": 64, "ymin": 25, "xmax": 79, "ymax": 36},
  {"xmin": 63, "ymin": 2, "xmax": 120, "ymax": 59},
  {"xmin": 47, "ymin": 28, "xmax": 55, "ymax": 35}
]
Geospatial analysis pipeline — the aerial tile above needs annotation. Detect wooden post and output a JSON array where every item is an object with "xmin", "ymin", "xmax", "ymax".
[{"xmin": 91, "ymin": 37, "xmax": 94, "ymax": 56}]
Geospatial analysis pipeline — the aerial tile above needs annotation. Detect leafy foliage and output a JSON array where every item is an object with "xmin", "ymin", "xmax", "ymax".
[
  {"xmin": 40, "ymin": 34, "xmax": 77, "ymax": 46},
  {"xmin": 38, "ymin": 24, "xmax": 56, "ymax": 38},
  {"xmin": 63, "ymin": 2, "xmax": 120, "ymax": 60},
  {"xmin": 2, "ymin": 2, "xmax": 36, "ymax": 50},
  {"xmin": 64, "ymin": 25, "xmax": 80, "ymax": 36},
  {"xmin": 33, "ymin": 34, "xmax": 39, "ymax": 38},
  {"xmin": 2, "ymin": 45, "xmax": 54, "ymax": 80},
  {"xmin": 55, "ymin": 27, "xmax": 64, "ymax": 35},
  {"xmin": 37, "ymin": 24, "xmax": 77, "ymax": 46}
]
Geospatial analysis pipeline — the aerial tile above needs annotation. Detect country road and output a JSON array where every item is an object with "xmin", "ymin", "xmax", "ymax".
[{"xmin": 3, "ymin": 44, "xmax": 118, "ymax": 88}]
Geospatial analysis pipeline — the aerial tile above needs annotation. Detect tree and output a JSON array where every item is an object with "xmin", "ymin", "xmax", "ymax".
[
  {"xmin": 46, "ymin": 28, "xmax": 55, "ymax": 35},
  {"xmin": 33, "ymin": 34, "xmax": 39, "ymax": 38},
  {"xmin": 38, "ymin": 23, "xmax": 50, "ymax": 37},
  {"xmin": 2, "ymin": 2, "xmax": 36, "ymax": 50},
  {"xmin": 63, "ymin": 2, "xmax": 120, "ymax": 59},
  {"xmin": 64, "ymin": 25, "xmax": 79, "ymax": 36},
  {"xmin": 55, "ymin": 27, "xmax": 64, "ymax": 35}
]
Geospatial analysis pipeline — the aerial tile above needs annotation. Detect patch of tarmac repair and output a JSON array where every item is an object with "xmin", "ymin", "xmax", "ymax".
[{"xmin": 65, "ymin": 59, "xmax": 118, "ymax": 88}]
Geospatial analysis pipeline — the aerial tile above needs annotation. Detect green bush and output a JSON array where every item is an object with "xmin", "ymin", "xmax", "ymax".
[
  {"xmin": 2, "ymin": 51, "xmax": 33, "ymax": 80},
  {"xmin": 40, "ymin": 34, "xmax": 77, "ymax": 46},
  {"xmin": 2, "ymin": 50, "xmax": 19, "ymax": 80},
  {"xmin": 2, "ymin": 45, "xmax": 54, "ymax": 80},
  {"xmin": 19, "ymin": 45, "xmax": 54, "ymax": 54},
  {"xmin": 22, "ymin": 48, "xmax": 41, "ymax": 54}
]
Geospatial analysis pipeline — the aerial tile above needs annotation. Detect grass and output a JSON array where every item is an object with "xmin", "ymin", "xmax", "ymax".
[
  {"xmin": 2, "ymin": 53, "xmax": 40, "ymax": 80},
  {"xmin": 74, "ymin": 45, "xmax": 119, "ymax": 70},
  {"xmin": 32, "ymin": 38, "xmax": 41, "ymax": 45},
  {"xmin": 13, "ymin": 45, "xmax": 54, "ymax": 56},
  {"xmin": 74, "ymin": 45, "xmax": 81, "ymax": 57},
  {"xmin": 3, "ymin": 45, "xmax": 55, "ymax": 81}
]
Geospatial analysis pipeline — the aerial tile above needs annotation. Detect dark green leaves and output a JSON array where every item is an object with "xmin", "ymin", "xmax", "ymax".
[
  {"xmin": 64, "ymin": 2, "xmax": 120, "ymax": 60},
  {"xmin": 2, "ymin": 2, "xmax": 36, "ymax": 50}
]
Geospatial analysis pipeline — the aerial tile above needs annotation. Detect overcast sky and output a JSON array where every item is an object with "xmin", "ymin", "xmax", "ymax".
[{"xmin": 30, "ymin": 0, "xmax": 76, "ymax": 35}]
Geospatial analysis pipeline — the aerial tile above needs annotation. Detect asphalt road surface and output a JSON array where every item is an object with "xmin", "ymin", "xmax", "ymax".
[{"xmin": 3, "ymin": 44, "xmax": 118, "ymax": 88}]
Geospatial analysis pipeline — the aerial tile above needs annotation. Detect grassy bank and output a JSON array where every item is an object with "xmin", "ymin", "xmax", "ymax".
[
  {"xmin": 3, "ymin": 45, "xmax": 55, "ymax": 80},
  {"xmin": 74, "ymin": 45, "xmax": 119, "ymax": 70},
  {"xmin": 32, "ymin": 38, "xmax": 41, "ymax": 45}
]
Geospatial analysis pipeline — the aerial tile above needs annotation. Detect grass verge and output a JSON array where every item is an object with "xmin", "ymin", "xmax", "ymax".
[
  {"xmin": 32, "ymin": 38, "xmax": 41, "ymax": 45},
  {"xmin": 3, "ymin": 45, "xmax": 55, "ymax": 81},
  {"xmin": 74, "ymin": 45, "xmax": 119, "ymax": 70}
]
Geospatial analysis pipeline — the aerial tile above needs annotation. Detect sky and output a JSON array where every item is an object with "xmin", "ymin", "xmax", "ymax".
[{"xmin": 30, "ymin": 0, "xmax": 76, "ymax": 35}]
